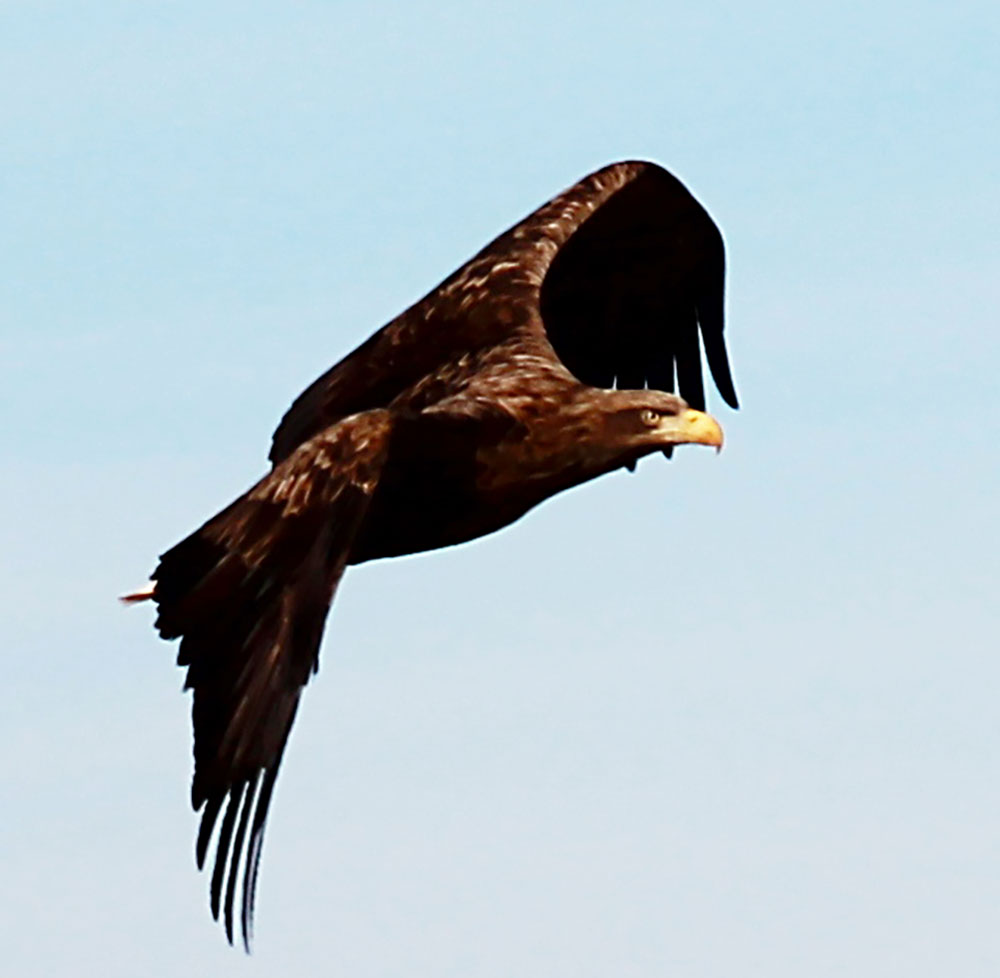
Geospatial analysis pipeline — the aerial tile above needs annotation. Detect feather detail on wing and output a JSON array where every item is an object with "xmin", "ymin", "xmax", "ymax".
[
  {"xmin": 268, "ymin": 161, "xmax": 736, "ymax": 465},
  {"xmin": 150, "ymin": 410, "xmax": 391, "ymax": 948}
]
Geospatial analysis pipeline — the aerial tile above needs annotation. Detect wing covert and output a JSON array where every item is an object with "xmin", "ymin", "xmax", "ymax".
[{"xmin": 269, "ymin": 161, "xmax": 736, "ymax": 465}]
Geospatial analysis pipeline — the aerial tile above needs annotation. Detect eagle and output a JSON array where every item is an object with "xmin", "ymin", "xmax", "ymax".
[{"xmin": 124, "ymin": 160, "xmax": 738, "ymax": 948}]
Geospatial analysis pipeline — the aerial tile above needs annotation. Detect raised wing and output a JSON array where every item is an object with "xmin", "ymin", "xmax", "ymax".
[
  {"xmin": 269, "ymin": 160, "xmax": 736, "ymax": 464},
  {"xmin": 151, "ymin": 411, "xmax": 391, "ymax": 948},
  {"xmin": 537, "ymin": 164, "xmax": 737, "ymax": 411}
]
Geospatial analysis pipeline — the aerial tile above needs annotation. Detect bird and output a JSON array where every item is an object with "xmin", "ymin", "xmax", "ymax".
[{"xmin": 123, "ymin": 160, "xmax": 739, "ymax": 949}]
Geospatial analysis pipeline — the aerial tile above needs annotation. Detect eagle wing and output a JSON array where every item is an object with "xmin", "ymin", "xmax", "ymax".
[
  {"xmin": 152, "ymin": 411, "xmax": 391, "ymax": 947},
  {"xmin": 534, "ymin": 163, "xmax": 738, "ymax": 411},
  {"xmin": 268, "ymin": 160, "xmax": 736, "ymax": 465}
]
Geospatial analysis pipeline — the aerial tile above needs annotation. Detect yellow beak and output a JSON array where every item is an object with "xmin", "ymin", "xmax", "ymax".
[{"xmin": 666, "ymin": 409, "xmax": 724, "ymax": 451}]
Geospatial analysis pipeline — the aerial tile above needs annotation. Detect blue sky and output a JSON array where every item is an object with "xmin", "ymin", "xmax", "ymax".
[{"xmin": 3, "ymin": 1, "xmax": 998, "ymax": 974}]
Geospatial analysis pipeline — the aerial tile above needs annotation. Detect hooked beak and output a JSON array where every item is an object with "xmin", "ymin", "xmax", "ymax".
[{"xmin": 660, "ymin": 409, "xmax": 724, "ymax": 453}]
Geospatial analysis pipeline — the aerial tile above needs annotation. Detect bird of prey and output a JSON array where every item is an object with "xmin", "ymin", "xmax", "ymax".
[{"xmin": 124, "ymin": 160, "xmax": 738, "ymax": 948}]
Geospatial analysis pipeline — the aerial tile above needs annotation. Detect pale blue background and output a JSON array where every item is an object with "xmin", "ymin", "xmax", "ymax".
[{"xmin": 3, "ymin": 2, "xmax": 998, "ymax": 974}]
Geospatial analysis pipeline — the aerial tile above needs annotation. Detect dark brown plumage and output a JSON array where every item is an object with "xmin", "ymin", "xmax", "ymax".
[{"xmin": 127, "ymin": 160, "xmax": 738, "ymax": 948}]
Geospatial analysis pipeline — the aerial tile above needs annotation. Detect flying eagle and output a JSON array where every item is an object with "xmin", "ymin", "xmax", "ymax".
[{"xmin": 124, "ymin": 160, "xmax": 738, "ymax": 948}]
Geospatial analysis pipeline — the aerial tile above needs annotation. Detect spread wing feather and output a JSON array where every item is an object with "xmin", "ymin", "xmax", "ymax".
[
  {"xmin": 151, "ymin": 411, "xmax": 391, "ymax": 948},
  {"xmin": 269, "ymin": 161, "xmax": 737, "ymax": 465},
  {"xmin": 537, "ymin": 165, "xmax": 735, "ymax": 411}
]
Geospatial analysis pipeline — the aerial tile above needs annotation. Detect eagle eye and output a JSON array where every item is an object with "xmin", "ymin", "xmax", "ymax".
[{"xmin": 639, "ymin": 408, "xmax": 660, "ymax": 427}]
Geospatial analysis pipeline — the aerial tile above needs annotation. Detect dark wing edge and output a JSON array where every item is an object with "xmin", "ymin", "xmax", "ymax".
[
  {"xmin": 151, "ymin": 411, "xmax": 391, "ymax": 949},
  {"xmin": 535, "ymin": 163, "xmax": 738, "ymax": 411}
]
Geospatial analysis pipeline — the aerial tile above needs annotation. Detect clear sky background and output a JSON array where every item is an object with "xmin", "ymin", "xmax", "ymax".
[{"xmin": 3, "ymin": 1, "xmax": 998, "ymax": 975}]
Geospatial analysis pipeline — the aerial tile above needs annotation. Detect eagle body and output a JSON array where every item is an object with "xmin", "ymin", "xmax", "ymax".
[
  {"xmin": 128, "ymin": 160, "xmax": 739, "ymax": 947},
  {"xmin": 353, "ymin": 354, "xmax": 641, "ymax": 561}
]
